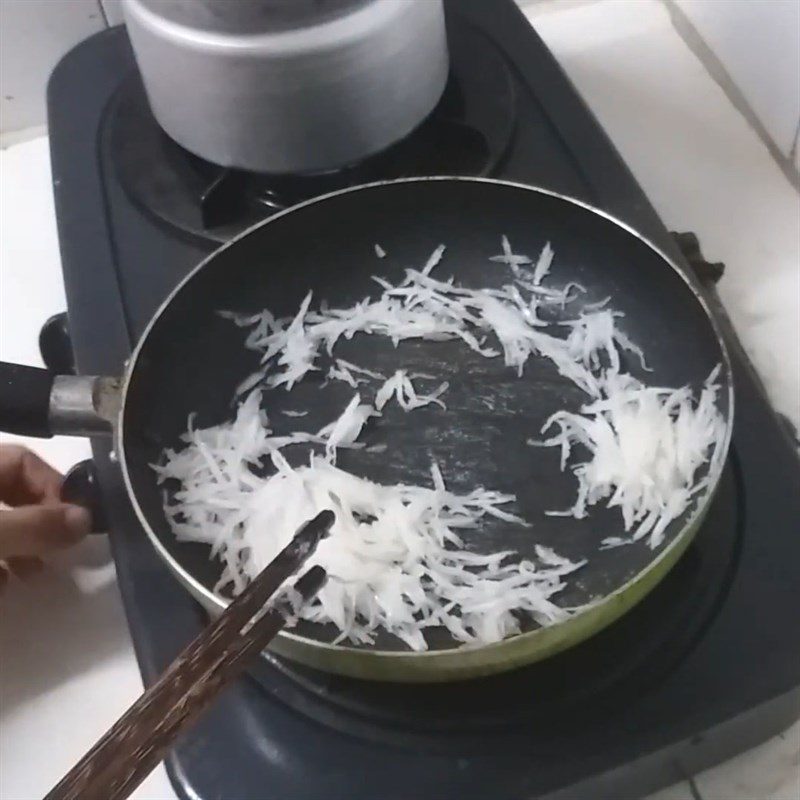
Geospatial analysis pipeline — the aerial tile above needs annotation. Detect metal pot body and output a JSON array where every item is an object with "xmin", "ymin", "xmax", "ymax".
[{"xmin": 122, "ymin": 0, "xmax": 450, "ymax": 173}]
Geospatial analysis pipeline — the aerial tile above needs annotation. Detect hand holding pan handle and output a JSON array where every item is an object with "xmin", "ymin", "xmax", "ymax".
[{"xmin": 0, "ymin": 361, "xmax": 121, "ymax": 532}]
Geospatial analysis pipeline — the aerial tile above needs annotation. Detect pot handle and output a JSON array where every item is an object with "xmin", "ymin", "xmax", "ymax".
[{"xmin": 0, "ymin": 361, "xmax": 119, "ymax": 438}]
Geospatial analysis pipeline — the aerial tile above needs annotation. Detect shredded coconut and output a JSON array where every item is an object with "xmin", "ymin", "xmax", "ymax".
[
  {"xmin": 161, "ymin": 235, "xmax": 726, "ymax": 650},
  {"xmin": 156, "ymin": 397, "xmax": 583, "ymax": 651}
]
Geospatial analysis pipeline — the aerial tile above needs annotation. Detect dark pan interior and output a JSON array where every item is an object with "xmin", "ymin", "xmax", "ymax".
[{"xmin": 122, "ymin": 179, "xmax": 729, "ymax": 651}]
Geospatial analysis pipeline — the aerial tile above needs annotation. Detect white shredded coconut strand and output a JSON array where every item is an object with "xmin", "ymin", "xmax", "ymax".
[
  {"xmin": 532, "ymin": 242, "xmax": 554, "ymax": 285},
  {"xmin": 317, "ymin": 393, "xmax": 379, "ymax": 462},
  {"xmin": 375, "ymin": 370, "xmax": 448, "ymax": 412},
  {"xmin": 335, "ymin": 359, "xmax": 385, "ymax": 381},
  {"xmin": 327, "ymin": 361, "xmax": 360, "ymax": 388},
  {"xmin": 490, "ymin": 234, "xmax": 532, "ymax": 272},
  {"xmin": 421, "ymin": 244, "xmax": 446, "ymax": 277}
]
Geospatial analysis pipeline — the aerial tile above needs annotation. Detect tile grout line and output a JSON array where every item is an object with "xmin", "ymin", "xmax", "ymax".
[
  {"xmin": 660, "ymin": 0, "xmax": 800, "ymax": 193},
  {"xmin": 687, "ymin": 775, "xmax": 705, "ymax": 800},
  {"xmin": 789, "ymin": 116, "xmax": 800, "ymax": 162},
  {"xmin": 96, "ymin": 0, "xmax": 111, "ymax": 29},
  {"xmin": 518, "ymin": 0, "xmax": 607, "ymax": 17}
]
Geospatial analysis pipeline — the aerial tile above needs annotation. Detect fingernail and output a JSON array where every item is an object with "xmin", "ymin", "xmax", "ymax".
[{"xmin": 64, "ymin": 505, "xmax": 92, "ymax": 537}]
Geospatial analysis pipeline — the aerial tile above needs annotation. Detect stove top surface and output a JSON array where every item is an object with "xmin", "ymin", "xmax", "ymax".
[{"xmin": 47, "ymin": 1, "xmax": 800, "ymax": 798}]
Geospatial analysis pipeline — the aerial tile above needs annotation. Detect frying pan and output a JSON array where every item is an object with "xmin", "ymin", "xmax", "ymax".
[{"xmin": 0, "ymin": 178, "xmax": 733, "ymax": 682}]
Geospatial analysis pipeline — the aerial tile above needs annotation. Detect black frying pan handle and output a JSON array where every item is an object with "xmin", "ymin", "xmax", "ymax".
[
  {"xmin": 0, "ymin": 362, "xmax": 55, "ymax": 438},
  {"xmin": 0, "ymin": 361, "xmax": 119, "ymax": 439},
  {"xmin": 0, "ymin": 361, "xmax": 110, "ymax": 533}
]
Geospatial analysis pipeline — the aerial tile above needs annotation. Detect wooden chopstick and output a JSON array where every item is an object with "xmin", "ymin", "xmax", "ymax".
[{"xmin": 45, "ymin": 510, "xmax": 334, "ymax": 800}]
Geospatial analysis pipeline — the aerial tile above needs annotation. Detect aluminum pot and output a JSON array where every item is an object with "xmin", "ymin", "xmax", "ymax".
[{"xmin": 122, "ymin": 0, "xmax": 450, "ymax": 173}]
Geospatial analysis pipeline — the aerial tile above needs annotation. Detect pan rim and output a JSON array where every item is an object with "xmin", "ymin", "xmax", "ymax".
[{"xmin": 118, "ymin": 176, "xmax": 735, "ymax": 663}]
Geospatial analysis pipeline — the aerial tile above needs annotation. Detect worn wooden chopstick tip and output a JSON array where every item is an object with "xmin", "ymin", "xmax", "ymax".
[{"xmin": 294, "ymin": 508, "xmax": 336, "ymax": 557}]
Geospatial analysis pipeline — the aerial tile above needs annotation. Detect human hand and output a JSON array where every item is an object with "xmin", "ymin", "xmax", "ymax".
[{"xmin": 0, "ymin": 444, "xmax": 91, "ymax": 590}]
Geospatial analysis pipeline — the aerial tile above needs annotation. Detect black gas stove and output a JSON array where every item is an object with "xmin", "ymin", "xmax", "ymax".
[{"xmin": 46, "ymin": 1, "xmax": 800, "ymax": 798}]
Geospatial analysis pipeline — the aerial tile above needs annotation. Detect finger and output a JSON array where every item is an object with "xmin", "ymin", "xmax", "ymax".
[
  {"xmin": 0, "ymin": 504, "xmax": 91, "ymax": 559},
  {"xmin": 6, "ymin": 556, "xmax": 44, "ymax": 579},
  {"xmin": 0, "ymin": 446, "xmax": 64, "ymax": 506}
]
